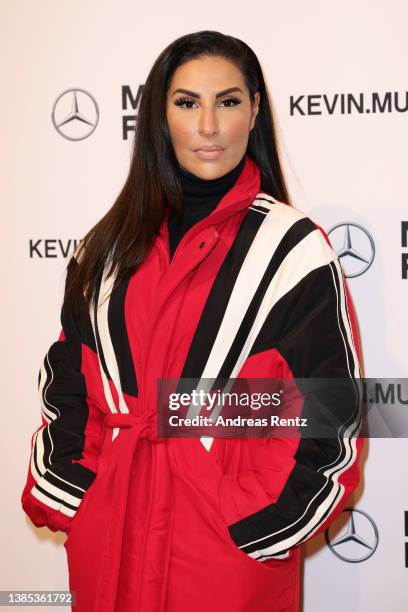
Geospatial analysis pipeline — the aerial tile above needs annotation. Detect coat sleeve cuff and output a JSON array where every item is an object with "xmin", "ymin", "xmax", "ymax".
[{"xmin": 22, "ymin": 462, "xmax": 97, "ymax": 534}]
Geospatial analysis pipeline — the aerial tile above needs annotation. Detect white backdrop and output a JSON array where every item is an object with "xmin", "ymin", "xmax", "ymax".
[{"xmin": 4, "ymin": 1, "xmax": 408, "ymax": 610}]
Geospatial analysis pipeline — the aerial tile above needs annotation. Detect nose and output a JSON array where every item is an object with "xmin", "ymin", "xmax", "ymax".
[{"xmin": 198, "ymin": 106, "xmax": 218, "ymax": 136}]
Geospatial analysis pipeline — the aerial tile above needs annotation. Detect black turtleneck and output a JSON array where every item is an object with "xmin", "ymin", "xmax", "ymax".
[{"xmin": 168, "ymin": 155, "xmax": 246, "ymax": 261}]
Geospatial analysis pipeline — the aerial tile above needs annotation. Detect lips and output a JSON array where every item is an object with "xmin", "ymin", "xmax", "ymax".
[
  {"xmin": 195, "ymin": 147, "xmax": 225, "ymax": 160},
  {"xmin": 195, "ymin": 146, "xmax": 224, "ymax": 152}
]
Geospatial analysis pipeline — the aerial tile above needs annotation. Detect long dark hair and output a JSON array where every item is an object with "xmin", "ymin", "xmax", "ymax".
[{"xmin": 66, "ymin": 29, "xmax": 291, "ymax": 313}]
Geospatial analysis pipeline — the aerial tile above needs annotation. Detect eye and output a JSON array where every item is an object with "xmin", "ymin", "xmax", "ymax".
[
  {"xmin": 174, "ymin": 97, "xmax": 197, "ymax": 109},
  {"xmin": 220, "ymin": 96, "xmax": 242, "ymax": 107},
  {"xmin": 173, "ymin": 96, "xmax": 242, "ymax": 109}
]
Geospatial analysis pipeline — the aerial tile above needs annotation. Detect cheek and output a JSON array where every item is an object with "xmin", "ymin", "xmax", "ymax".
[
  {"xmin": 167, "ymin": 111, "xmax": 196, "ymax": 141},
  {"xmin": 223, "ymin": 115, "xmax": 251, "ymax": 141}
]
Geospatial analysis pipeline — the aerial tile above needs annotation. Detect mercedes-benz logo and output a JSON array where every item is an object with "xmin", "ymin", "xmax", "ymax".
[
  {"xmin": 52, "ymin": 89, "xmax": 99, "ymax": 141},
  {"xmin": 327, "ymin": 222, "xmax": 375, "ymax": 278},
  {"xmin": 325, "ymin": 507, "xmax": 379, "ymax": 562}
]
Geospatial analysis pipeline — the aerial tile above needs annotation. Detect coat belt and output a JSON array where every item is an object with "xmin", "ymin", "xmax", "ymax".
[
  {"xmin": 95, "ymin": 410, "xmax": 171, "ymax": 611},
  {"xmin": 104, "ymin": 411, "xmax": 166, "ymax": 443}
]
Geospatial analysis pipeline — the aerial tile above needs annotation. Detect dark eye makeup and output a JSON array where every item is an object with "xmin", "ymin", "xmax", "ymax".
[{"xmin": 174, "ymin": 96, "xmax": 242, "ymax": 109}]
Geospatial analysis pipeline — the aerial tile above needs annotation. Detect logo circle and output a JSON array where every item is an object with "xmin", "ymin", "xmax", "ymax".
[
  {"xmin": 52, "ymin": 88, "xmax": 99, "ymax": 141},
  {"xmin": 327, "ymin": 222, "xmax": 375, "ymax": 278},
  {"xmin": 325, "ymin": 507, "xmax": 379, "ymax": 562}
]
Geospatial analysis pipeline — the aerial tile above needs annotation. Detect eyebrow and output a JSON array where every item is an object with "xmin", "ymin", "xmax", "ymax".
[{"xmin": 171, "ymin": 86, "xmax": 244, "ymax": 99}]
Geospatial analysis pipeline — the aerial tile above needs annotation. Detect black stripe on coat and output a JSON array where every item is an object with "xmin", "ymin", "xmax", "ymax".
[
  {"xmin": 107, "ymin": 272, "xmax": 138, "ymax": 397},
  {"xmin": 217, "ymin": 217, "xmax": 317, "ymax": 380},
  {"xmin": 92, "ymin": 269, "xmax": 112, "ymax": 382},
  {"xmin": 179, "ymin": 207, "xmax": 267, "ymax": 384}
]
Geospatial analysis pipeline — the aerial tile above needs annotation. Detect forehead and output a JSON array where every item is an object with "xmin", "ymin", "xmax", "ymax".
[{"xmin": 168, "ymin": 56, "xmax": 246, "ymax": 91}]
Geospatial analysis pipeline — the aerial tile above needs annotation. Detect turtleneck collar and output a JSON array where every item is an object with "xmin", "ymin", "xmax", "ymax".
[
  {"xmin": 178, "ymin": 154, "xmax": 247, "ymax": 206},
  {"xmin": 166, "ymin": 154, "xmax": 248, "ymax": 260},
  {"xmin": 158, "ymin": 154, "xmax": 261, "ymax": 238}
]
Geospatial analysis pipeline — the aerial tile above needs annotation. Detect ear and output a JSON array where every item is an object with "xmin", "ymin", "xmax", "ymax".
[{"xmin": 250, "ymin": 91, "xmax": 260, "ymax": 130}]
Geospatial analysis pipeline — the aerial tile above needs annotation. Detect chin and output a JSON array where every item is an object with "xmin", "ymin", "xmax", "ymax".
[{"xmin": 192, "ymin": 161, "xmax": 229, "ymax": 180}]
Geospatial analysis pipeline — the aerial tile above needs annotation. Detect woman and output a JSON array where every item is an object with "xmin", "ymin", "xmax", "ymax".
[{"xmin": 21, "ymin": 30, "xmax": 363, "ymax": 612}]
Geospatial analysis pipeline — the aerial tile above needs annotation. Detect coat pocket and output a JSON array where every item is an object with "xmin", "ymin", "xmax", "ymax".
[
  {"xmin": 256, "ymin": 548, "xmax": 295, "ymax": 567},
  {"xmin": 218, "ymin": 516, "xmax": 297, "ymax": 575},
  {"xmin": 235, "ymin": 542, "xmax": 295, "ymax": 574},
  {"xmin": 63, "ymin": 455, "xmax": 107, "ymax": 548},
  {"xmin": 63, "ymin": 485, "xmax": 92, "ymax": 548}
]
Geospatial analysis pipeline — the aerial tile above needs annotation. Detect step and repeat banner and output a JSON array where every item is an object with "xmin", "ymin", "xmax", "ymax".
[{"xmin": 5, "ymin": 1, "xmax": 407, "ymax": 610}]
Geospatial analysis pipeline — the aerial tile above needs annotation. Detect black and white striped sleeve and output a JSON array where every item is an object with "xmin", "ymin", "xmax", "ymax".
[
  {"xmin": 218, "ymin": 224, "xmax": 364, "ymax": 562},
  {"xmin": 21, "ymin": 256, "xmax": 103, "ymax": 533}
]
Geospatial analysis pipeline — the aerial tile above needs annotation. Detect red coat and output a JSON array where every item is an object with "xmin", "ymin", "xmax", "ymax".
[{"xmin": 21, "ymin": 155, "xmax": 364, "ymax": 611}]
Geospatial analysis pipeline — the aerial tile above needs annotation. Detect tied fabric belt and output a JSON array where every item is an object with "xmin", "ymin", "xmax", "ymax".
[
  {"xmin": 104, "ymin": 411, "xmax": 166, "ymax": 443},
  {"xmin": 95, "ymin": 410, "xmax": 171, "ymax": 611}
]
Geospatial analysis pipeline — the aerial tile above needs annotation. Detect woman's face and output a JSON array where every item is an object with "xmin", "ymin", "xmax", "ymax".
[{"xmin": 166, "ymin": 55, "xmax": 260, "ymax": 180}]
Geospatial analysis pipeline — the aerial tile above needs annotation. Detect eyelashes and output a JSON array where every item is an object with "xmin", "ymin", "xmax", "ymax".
[{"xmin": 174, "ymin": 96, "xmax": 242, "ymax": 109}]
